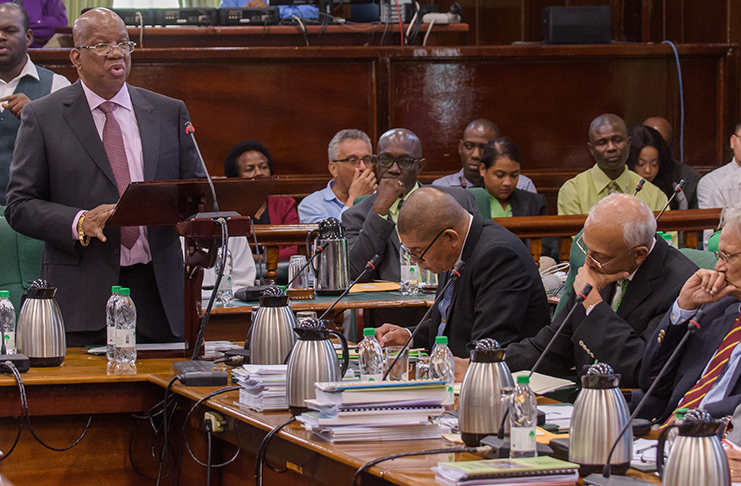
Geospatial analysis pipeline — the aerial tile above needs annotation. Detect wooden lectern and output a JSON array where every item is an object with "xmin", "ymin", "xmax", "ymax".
[{"xmin": 108, "ymin": 177, "xmax": 277, "ymax": 358}]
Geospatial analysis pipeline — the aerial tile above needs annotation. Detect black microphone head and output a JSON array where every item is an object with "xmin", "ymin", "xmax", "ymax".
[
  {"xmin": 575, "ymin": 283, "xmax": 593, "ymax": 302},
  {"xmin": 450, "ymin": 261, "xmax": 466, "ymax": 279},
  {"xmin": 184, "ymin": 121, "xmax": 194, "ymax": 134},
  {"xmin": 366, "ymin": 254, "xmax": 382, "ymax": 270},
  {"xmin": 675, "ymin": 179, "xmax": 686, "ymax": 192}
]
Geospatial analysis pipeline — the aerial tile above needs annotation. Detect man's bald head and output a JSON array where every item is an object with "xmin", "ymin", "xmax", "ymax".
[
  {"xmin": 643, "ymin": 116, "xmax": 673, "ymax": 146},
  {"xmin": 72, "ymin": 7, "xmax": 125, "ymax": 46},
  {"xmin": 398, "ymin": 187, "xmax": 468, "ymax": 242},
  {"xmin": 464, "ymin": 119, "xmax": 500, "ymax": 140},
  {"xmin": 587, "ymin": 114, "xmax": 631, "ymax": 180},
  {"xmin": 377, "ymin": 128, "xmax": 423, "ymax": 158},
  {"xmin": 586, "ymin": 193, "xmax": 656, "ymax": 249},
  {"xmin": 588, "ymin": 114, "xmax": 627, "ymax": 143}
]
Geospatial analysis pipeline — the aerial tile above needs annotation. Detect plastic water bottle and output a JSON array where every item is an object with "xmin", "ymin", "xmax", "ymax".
[
  {"xmin": 0, "ymin": 290, "xmax": 16, "ymax": 354},
  {"xmin": 665, "ymin": 408, "xmax": 688, "ymax": 458},
  {"xmin": 106, "ymin": 286, "xmax": 122, "ymax": 363},
  {"xmin": 509, "ymin": 375, "xmax": 537, "ymax": 458},
  {"xmin": 114, "ymin": 287, "xmax": 137, "ymax": 365},
  {"xmin": 214, "ymin": 247, "xmax": 233, "ymax": 307},
  {"xmin": 429, "ymin": 336, "xmax": 455, "ymax": 404},
  {"xmin": 358, "ymin": 327, "xmax": 384, "ymax": 381}
]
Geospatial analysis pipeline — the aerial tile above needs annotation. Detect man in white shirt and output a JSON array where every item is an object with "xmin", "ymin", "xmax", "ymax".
[
  {"xmin": 0, "ymin": 3, "xmax": 69, "ymax": 204},
  {"xmin": 697, "ymin": 121, "xmax": 741, "ymax": 247}
]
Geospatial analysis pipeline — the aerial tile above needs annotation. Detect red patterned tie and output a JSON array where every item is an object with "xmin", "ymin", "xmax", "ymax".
[
  {"xmin": 99, "ymin": 101, "xmax": 139, "ymax": 250},
  {"xmin": 665, "ymin": 310, "xmax": 741, "ymax": 423}
]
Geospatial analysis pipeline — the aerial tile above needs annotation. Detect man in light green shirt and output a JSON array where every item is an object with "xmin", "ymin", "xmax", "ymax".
[{"xmin": 558, "ymin": 114, "xmax": 669, "ymax": 215}]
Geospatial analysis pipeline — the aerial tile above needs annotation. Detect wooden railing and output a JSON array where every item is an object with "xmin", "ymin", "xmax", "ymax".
[{"xmin": 251, "ymin": 209, "xmax": 723, "ymax": 283}]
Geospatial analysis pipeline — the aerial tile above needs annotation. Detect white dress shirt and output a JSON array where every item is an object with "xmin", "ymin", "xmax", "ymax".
[{"xmin": 0, "ymin": 55, "xmax": 70, "ymax": 112}]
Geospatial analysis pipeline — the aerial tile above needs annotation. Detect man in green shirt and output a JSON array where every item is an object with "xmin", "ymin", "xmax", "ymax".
[{"xmin": 557, "ymin": 114, "xmax": 668, "ymax": 215}]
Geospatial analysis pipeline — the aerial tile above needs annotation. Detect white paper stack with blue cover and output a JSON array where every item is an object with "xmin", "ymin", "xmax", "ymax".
[
  {"xmin": 297, "ymin": 380, "xmax": 449, "ymax": 442},
  {"xmin": 233, "ymin": 364, "xmax": 288, "ymax": 412}
]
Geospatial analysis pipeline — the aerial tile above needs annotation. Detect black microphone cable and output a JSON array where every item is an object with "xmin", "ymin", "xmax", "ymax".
[{"xmin": 254, "ymin": 416, "xmax": 297, "ymax": 486}]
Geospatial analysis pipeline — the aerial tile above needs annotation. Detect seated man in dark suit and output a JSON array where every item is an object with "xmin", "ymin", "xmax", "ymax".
[
  {"xmin": 640, "ymin": 207, "xmax": 741, "ymax": 422},
  {"xmin": 342, "ymin": 128, "xmax": 481, "ymax": 327},
  {"xmin": 375, "ymin": 187, "xmax": 550, "ymax": 367},
  {"xmin": 505, "ymin": 194, "xmax": 698, "ymax": 388}
]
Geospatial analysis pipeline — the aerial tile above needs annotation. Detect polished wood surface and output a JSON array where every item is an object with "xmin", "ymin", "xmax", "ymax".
[{"xmin": 30, "ymin": 44, "xmax": 734, "ymax": 215}]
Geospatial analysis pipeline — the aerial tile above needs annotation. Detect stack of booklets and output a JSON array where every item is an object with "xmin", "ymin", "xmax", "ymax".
[
  {"xmin": 432, "ymin": 456, "xmax": 580, "ymax": 486},
  {"xmin": 232, "ymin": 364, "xmax": 287, "ymax": 412},
  {"xmin": 297, "ymin": 380, "xmax": 449, "ymax": 443}
]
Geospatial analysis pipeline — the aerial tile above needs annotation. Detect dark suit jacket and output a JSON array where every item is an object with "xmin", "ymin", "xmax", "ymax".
[
  {"xmin": 640, "ymin": 296, "xmax": 741, "ymax": 421},
  {"xmin": 510, "ymin": 188, "xmax": 548, "ymax": 217},
  {"xmin": 5, "ymin": 80, "xmax": 204, "ymax": 336},
  {"xmin": 505, "ymin": 236, "xmax": 698, "ymax": 388},
  {"xmin": 414, "ymin": 215, "xmax": 550, "ymax": 357},
  {"xmin": 342, "ymin": 184, "xmax": 480, "ymax": 283}
]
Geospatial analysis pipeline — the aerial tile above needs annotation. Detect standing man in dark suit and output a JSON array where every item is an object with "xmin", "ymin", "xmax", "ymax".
[
  {"xmin": 375, "ymin": 187, "xmax": 550, "ymax": 370},
  {"xmin": 5, "ymin": 8, "xmax": 204, "ymax": 346},
  {"xmin": 505, "ymin": 194, "xmax": 698, "ymax": 388},
  {"xmin": 342, "ymin": 128, "xmax": 481, "ymax": 327},
  {"xmin": 640, "ymin": 207, "xmax": 741, "ymax": 421}
]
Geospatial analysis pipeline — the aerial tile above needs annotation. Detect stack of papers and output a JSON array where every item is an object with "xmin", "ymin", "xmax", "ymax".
[
  {"xmin": 297, "ymin": 380, "xmax": 449, "ymax": 443},
  {"xmin": 233, "ymin": 364, "xmax": 287, "ymax": 412}
]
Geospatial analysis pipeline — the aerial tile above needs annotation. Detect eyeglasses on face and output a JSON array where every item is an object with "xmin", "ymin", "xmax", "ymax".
[
  {"xmin": 401, "ymin": 227, "xmax": 449, "ymax": 262},
  {"xmin": 575, "ymin": 235, "xmax": 633, "ymax": 270},
  {"xmin": 375, "ymin": 154, "xmax": 419, "ymax": 170},
  {"xmin": 714, "ymin": 249, "xmax": 741, "ymax": 263},
  {"xmin": 76, "ymin": 41, "xmax": 136, "ymax": 56},
  {"xmin": 333, "ymin": 155, "xmax": 372, "ymax": 166}
]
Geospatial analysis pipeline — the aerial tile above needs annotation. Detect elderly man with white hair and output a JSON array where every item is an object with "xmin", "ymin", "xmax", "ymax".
[
  {"xmin": 641, "ymin": 206, "xmax": 741, "ymax": 422},
  {"xmin": 504, "ymin": 194, "xmax": 697, "ymax": 388}
]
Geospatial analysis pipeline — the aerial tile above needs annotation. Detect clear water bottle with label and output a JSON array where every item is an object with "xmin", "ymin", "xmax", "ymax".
[
  {"xmin": 214, "ymin": 247, "xmax": 233, "ymax": 307},
  {"xmin": 0, "ymin": 290, "xmax": 16, "ymax": 354},
  {"xmin": 114, "ymin": 287, "xmax": 137, "ymax": 365},
  {"xmin": 106, "ymin": 285, "xmax": 122, "ymax": 363},
  {"xmin": 429, "ymin": 336, "xmax": 455, "ymax": 403},
  {"xmin": 509, "ymin": 375, "xmax": 537, "ymax": 458},
  {"xmin": 358, "ymin": 327, "xmax": 384, "ymax": 381},
  {"xmin": 399, "ymin": 245, "xmax": 420, "ymax": 295}
]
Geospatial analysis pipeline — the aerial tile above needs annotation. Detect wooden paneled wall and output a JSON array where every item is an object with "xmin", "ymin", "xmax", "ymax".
[{"xmin": 31, "ymin": 44, "xmax": 735, "ymax": 213}]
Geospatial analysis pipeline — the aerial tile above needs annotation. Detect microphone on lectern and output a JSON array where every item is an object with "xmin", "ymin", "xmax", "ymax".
[
  {"xmin": 583, "ymin": 305, "xmax": 705, "ymax": 486},
  {"xmin": 185, "ymin": 122, "xmax": 221, "ymax": 213},
  {"xmin": 632, "ymin": 178, "xmax": 646, "ymax": 196},
  {"xmin": 382, "ymin": 261, "xmax": 466, "ymax": 381},
  {"xmin": 655, "ymin": 179, "xmax": 685, "ymax": 222}
]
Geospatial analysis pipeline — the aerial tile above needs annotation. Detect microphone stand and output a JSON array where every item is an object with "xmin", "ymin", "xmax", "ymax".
[
  {"xmin": 318, "ymin": 254, "xmax": 381, "ymax": 321},
  {"xmin": 632, "ymin": 178, "xmax": 645, "ymax": 196},
  {"xmin": 584, "ymin": 310, "xmax": 702, "ymax": 486},
  {"xmin": 655, "ymin": 179, "xmax": 685, "ymax": 222},
  {"xmin": 381, "ymin": 261, "xmax": 466, "ymax": 381}
]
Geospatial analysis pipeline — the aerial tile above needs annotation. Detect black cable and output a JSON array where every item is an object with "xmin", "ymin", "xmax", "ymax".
[
  {"xmin": 351, "ymin": 445, "xmax": 493, "ymax": 486},
  {"xmin": 1, "ymin": 361, "xmax": 92, "ymax": 452},
  {"xmin": 205, "ymin": 421, "xmax": 213, "ymax": 486},
  {"xmin": 0, "ymin": 416, "xmax": 22, "ymax": 463},
  {"xmin": 157, "ymin": 375, "xmax": 183, "ymax": 486},
  {"xmin": 175, "ymin": 386, "xmax": 241, "ymax": 486},
  {"xmin": 255, "ymin": 416, "xmax": 296, "ymax": 486}
]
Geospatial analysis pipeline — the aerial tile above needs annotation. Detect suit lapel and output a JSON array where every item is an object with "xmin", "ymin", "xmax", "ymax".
[
  {"xmin": 62, "ymin": 81, "xmax": 117, "ymax": 189},
  {"xmin": 128, "ymin": 86, "xmax": 159, "ymax": 181},
  {"xmin": 446, "ymin": 216, "xmax": 483, "ymax": 325},
  {"xmin": 614, "ymin": 236, "xmax": 666, "ymax": 319}
]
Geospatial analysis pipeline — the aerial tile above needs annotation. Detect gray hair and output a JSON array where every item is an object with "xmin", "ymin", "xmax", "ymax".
[
  {"xmin": 587, "ymin": 193, "xmax": 656, "ymax": 249},
  {"xmin": 327, "ymin": 129, "xmax": 372, "ymax": 162},
  {"xmin": 720, "ymin": 206, "xmax": 741, "ymax": 240}
]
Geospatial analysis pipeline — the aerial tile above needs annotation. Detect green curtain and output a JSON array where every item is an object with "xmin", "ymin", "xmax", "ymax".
[{"xmin": 63, "ymin": 0, "xmax": 115, "ymax": 25}]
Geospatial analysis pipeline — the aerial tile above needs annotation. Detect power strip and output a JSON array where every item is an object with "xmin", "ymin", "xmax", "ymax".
[
  {"xmin": 421, "ymin": 12, "xmax": 461, "ymax": 25},
  {"xmin": 0, "ymin": 354, "xmax": 30, "ymax": 373}
]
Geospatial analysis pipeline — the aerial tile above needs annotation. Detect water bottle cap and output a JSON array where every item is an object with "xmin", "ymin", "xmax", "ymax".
[
  {"xmin": 0, "ymin": 290, "xmax": 8, "ymax": 298},
  {"xmin": 119, "ymin": 288, "xmax": 130, "ymax": 295},
  {"xmin": 363, "ymin": 327, "xmax": 376, "ymax": 336},
  {"xmin": 435, "ymin": 336, "xmax": 448, "ymax": 345},
  {"xmin": 517, "ymin": 375, "xmax": 529, "ymax": 384},
  {"xmin": 111, "ymin": 285, "xmax": 122, "ymax": 293}
]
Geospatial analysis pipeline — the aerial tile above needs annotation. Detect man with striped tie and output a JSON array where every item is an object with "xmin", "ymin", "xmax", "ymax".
[{"xmin": 641, "ymin": 206, "xmax": 741, "ymax": 422}]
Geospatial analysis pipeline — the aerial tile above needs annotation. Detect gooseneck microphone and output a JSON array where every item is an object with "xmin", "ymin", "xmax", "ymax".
[
  {"xmin": 185, "ymin": 122, "xmax": 220, "ymax": 213},
  {"xmin": 284, "ymin": 243, "xmax": 328, "ymax": 290},
  {"xmin": 655, "ymin": 179, "xmax": 686, "ymax": 222},
  {"xmin": 584, "ymin": 306, "xmax": 704, "ymax": 486},
  {"xmin": 529, "ymin": 283, "xmax": 593, "ymax": 377},
  {"xmin": 318, "ymin": 254, "xmax": 382, "ymax": 321},
  {"xmin": 632, "ymin": 178, "xmax": 646, "ymax": 197},
  {"xmin": 382, "ymin": 261, "xmax": 466, "ymax": 381}
]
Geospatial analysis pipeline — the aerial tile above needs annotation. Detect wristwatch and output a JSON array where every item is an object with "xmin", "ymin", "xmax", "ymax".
[{"xmin": 77, "ymin": 212, "xmax": 91, "ymax": 247}]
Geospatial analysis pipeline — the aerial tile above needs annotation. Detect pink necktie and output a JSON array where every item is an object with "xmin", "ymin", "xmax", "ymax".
[{"xmin": 99, "ymin": 101, "xmax": 139, "ymax": 250}]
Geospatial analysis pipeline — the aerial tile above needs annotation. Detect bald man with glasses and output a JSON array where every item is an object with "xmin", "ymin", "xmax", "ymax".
[
  {"xmin": 342, "ymin": 128, "xmax": 480, "ymax": 328},
  {"xmin": 504, "ymin": 194, "xmax": 697, "ymax": 388}
]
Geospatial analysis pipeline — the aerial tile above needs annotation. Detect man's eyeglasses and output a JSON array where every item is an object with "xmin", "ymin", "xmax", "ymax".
[
  {"xmin": 76, "ymin": 41, "xmax": 136, "ymax": 56},
  {"xmin": 375, "ymin": 155, "xmax": 420, "ymax": 170},
  {"xmin": 333, "ymin": 155, "xmax": 372, "ymax": 166},
  {"xmin": 575, "ymin": 235, "xmax": 634, "ymax": 270},
  {"xmin": 401, "ymin": 228, "xmax": 449, "ymax": 262},
  {"xmin": 714, "ymin": 249, "xmax": 741, "ymax": 263}
]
